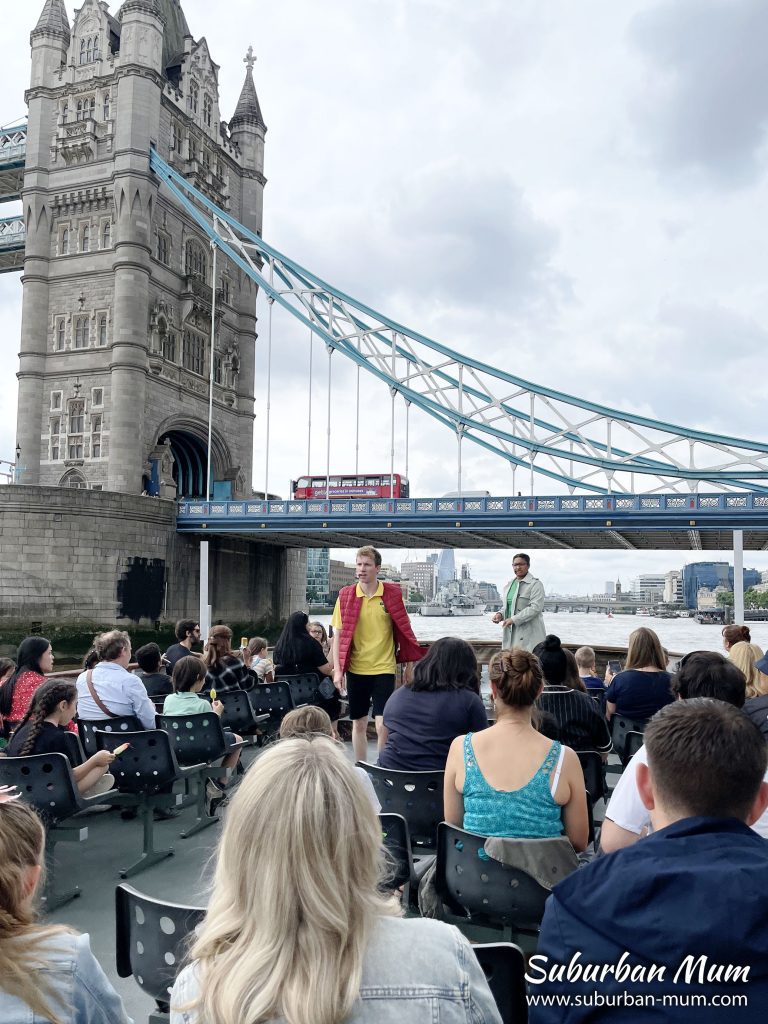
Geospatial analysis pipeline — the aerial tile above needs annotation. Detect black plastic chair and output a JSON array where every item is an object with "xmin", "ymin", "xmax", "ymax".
[
  {"xmin": 248, "ymin": 682, "xmax": 294, "ymax": 740},
  {"xmin": 576, "ymin": 750, "xmax": 607, "ymax": 803},
  {"xmin": 379, "ymin": 812, "xmax": 435, "ymax": 909},
  {"xmin": 435, "ymin": 823, "xmax": 553, "ymax": 940},
  {"xmin": 610, "ymin": 715, "xmax": 647, "ymax": 766},
  {"xmin": 0, "ymin": 752, "xmax": 90, "ymax": 908},
  {"xmin": 160, "ymin": 712, "xmax": 245, "ymax": 837},
  {"xmin": 96, "ymin": 729, "xmax": 202, "ymax": 878},
  {"xmin": 116, "ymin": 883, "xmax": 205, "ymax": 1023},
  {"xmin": 279, "ymin": 672, "xmax": 323, "ymax": 708},
  {"xmin": 217, "ymin": 688, "xmax": 269, "ymax": 742},
  {"xmin": 78, "ymin": 715, "xmax": 142, "ymax": 757},
  {"xmin": 472, "ymin": 942, "xmax": 528, "ymax": 1024},
  {"xmin": 626, "ymin": 730, "xmax": 645, "ymax": 761},
  {"xmin": 358, "ymin": 762, "xmax": 444, "ymax": 850},
  {"xmin": 61, "ymin": 729, "xmax": 87, "ymax": 767}
]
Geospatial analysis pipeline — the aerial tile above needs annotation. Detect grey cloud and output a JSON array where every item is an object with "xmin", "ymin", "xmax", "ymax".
[{"xmin": 629, "ymin": 0, "xmax": 768, "ymax": 186}]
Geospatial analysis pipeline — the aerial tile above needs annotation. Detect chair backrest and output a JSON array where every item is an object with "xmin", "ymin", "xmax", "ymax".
[
  {"xmin": 61, "ymin": 730, "xmax": 86, "ymax": 767},
  {"xmin": 610, "ymin": 716, "xmax": 647, "ymax": 764},
  {"xmin": 435, "ymin": 823, "xmax": 551, "ymax": 933},
  {"xmin": 216, "ymin": 689, "xmax": 257, "ymax": 733},
  {"xmin": 279, "ymin": 673, "xmax": 322, "ymax": 708},
  {"xmin": 379, "ymin": 813, "xmax": 414, "ymax": 890},
  {"xmin": 358, "ymin": 762, "xmax": 444, "ymax": 849},
  {"xmin": 471, "ymin": 943, "xmax": 528, "ymax": 1024},
  {"xmin": 626, "ymin": 730, "xmax": 645, "ymax": 761},
  {"xmin": 0, "ymin": 752, "xmax": 84, "ymax": 824},
  {"xmin": 160, "ymin": 713, "xmax": 226, "ymax": 766},
  {"xmin": 575, "ymin": 750, "xmax": 605, "ymax": 802},
  {"xmin": 248, "ymin": 682, "xmax": 294, "ymax": 718},
  {"xmin": 78, "ymin": 715, "xmax": 142, "ymax": 757},
  {"xmin": 115, "ymin": 883, "xmax": 205, "ymax": 1010},
  {"xmin": 96, "ymin": 729, "xmax": 181, "ymax": 792}
]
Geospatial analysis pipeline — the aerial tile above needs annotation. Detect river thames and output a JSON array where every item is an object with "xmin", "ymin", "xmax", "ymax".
[{"xmin": 314, "ymin": 611, "xmax": 768, "ymax": 657}]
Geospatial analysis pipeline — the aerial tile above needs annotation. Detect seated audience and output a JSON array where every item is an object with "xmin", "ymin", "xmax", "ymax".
[
  {"xmin": 170, "ymin": 737, "xmax": 501, "ymax": 1024},
  {"xmin": 203, "ymin": 625, "xmax": 252, "ymax": 693},
  {"xmin": 722, "ymin": 622, "xmax": 752, "ymax": 652},
  {"xmin": 0, "ymin": 798, "xmax": 131, "ymax": 1022},
  {"xmin": 601, "ymin": 652, "xmax": 768, "ymax": 849},
  {"xmin": 134, "ymin": 642, "xmax": 173, "ymax": 698},
  {"xmin": 533, "ymin": 635, "xmax": 612, "ymax": 756},
  {"xmin": 164, "ymin": 618, "xmax": 202, "ymax": 671},
  {"xmin": 604, "ymin": 626, "xmax": 674, "ymax": 722},
  {"xmin": 164, "ymin": 656, "xmax": 242, "ymax": 802},
  {"xmin": 531, "ymin": 700, "xmax": 768, "ymax": 1023},
  {"xmin": 745, "ymin": 650, "xmax": 768, "ymax": 738},
  {"xmin": 279, "ymin": 705, "xmax": 381, "ymax": 811},
  {"xmin": 378, "ymin": 637, "xmax": 488, "ymax": 771},
  {"xmin": 247, "ymin": 635, "xmax": 274, "ymax": 682},
  {"xmin": 729, "ymin": 640, "xmax": 766, "ymax": 699},
  {"xmin": 574, "ymin": 645, "xmax": 606, "ymax": 700},
  {"xmin": 443, "ymin": 648, "xmax": 588, "ymax": 850},
  {"xmin": 75, "ymin": 630, "xmax": 156, "ymax": 728},
  {"xmin": 0, "ymin": 637, "xmax": 59, "ymax": 739},
  {"xmin": 6, "ymin": 680, "xmax": 115, "ymax": 797},
  {"xmin": 274, "ymin": 611, "xmax": 340, "ymax": 729}
]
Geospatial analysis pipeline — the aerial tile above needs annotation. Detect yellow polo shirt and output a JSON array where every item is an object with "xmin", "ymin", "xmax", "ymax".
[{"xmin": 331, "ymin": 581, "xmax": 396, "ymax": 675}]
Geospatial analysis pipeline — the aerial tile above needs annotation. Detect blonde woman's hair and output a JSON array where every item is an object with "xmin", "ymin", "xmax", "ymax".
[
  {"xmin": 182, "ymin": 738, "xmax": 400, "ymax": 1024},
  {"xmin": 625, "ymin": 626, "xmax": 667, "ymax": 671},
  {"xmin": 279, "ymin": 705, "xmax": 333, "ymax": 739},
  {"xmin": 729, "ymin": 641, "xmax": 767, "ymax": 699},
  {"xmin": 0, "ymin": 802, "xmax": 70, "ymax": 1024},
  {"xmin": 204, "ymin": 625, "xmax": 233, "ymax": 668}
]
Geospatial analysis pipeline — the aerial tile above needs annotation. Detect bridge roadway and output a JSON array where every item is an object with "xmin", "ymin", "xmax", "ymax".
[{"xmin": 176, "ymin": 491, "xmax": 768, "ymax": 550}]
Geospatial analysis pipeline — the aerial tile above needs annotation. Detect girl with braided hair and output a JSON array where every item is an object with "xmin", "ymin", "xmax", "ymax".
[
  {"xmin": 6, "ymin": 680, "xmax": 116, "ymax": 797},
  {"xmin": 0, "ymin": 800, "xmax": 130, "ymax": 1022}
]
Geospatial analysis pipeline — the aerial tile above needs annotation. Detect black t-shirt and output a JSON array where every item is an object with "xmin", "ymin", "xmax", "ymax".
[
  {"xmin": 7, "ymin": 720, "xmax": 72, "ymax": 760},
  {"xmin": 274, "ymin": 636, "xmax": 328, "ymax": 678},
  {"xmin": 744, "ymin": 695, "xmax": 768, "ymax": 740},
  {"xmin": 135, "ymin": 670, "xmax": 174, "ymax": 699},
  {"xmin": 164, "ymin": 643, "xmax": 194, "ymax": 671}
]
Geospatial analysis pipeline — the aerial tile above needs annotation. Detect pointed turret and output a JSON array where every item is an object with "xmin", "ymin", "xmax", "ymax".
[
  {"xmin": 230, "ymin": 46, "xmax": 266, "ymax": 131},
  {"xmin": 31, "ymin": 0, "xmax": 70, "ymax": 43}
]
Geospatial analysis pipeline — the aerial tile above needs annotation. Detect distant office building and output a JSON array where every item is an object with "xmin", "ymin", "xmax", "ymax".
[
  {"xmin": 461, "ymin": 562, "xmax": 471, "ymax": 581},
  {"xmin": 306, "ymin": 549, "xmax": 330, "ymax": 603},
  {"xmin": 605, "ymin": 581, "xmax": 616, "ymax": 596},
  {"xmin": 663, "ymin": 570, "xmax": 683, "ymax": 604},
  {"xmin": 401, "ymin": 559, "xmax": 437, "ymax": 600},
  {"xmin": 328, "ymin": 559, "xmax": 357, "ymax": 602},
  {"xmin": 682, "ymin": 562, "xmax": 761, "ymax": 610},
  {"xmin": 437, "ymin": 550, "xmax": 456, "ymax": 585},
  {"xmin": 476, "ymin": 581, "xmax": 502, "ymax": 605},
  {"xmin": 631, "ymin": 574, "xmax": 666, "ymax": 605}
]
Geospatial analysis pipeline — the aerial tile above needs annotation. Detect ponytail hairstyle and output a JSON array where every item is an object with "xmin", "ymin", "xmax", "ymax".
[
  {"xmin": 204, "ymin": 625, "xmax": 234, "ymax": 669},
  {"xmin": 489, "ymin": 648, "xmax": 543, "ymax": 707},
  {"xmin": 0, "ymin": 637, "xmax": 51, "ymax": 719},
  {"xmin": 563, "ymin": 649, "xmax": 587, "ymax": 693},
  {"xmin": 13, "ymin": 680, "xmax": 77, "ymax": 756},
  {"xmin": 0, "ymin": 801, "xmax": 70, "ymax": 1024},
  {"xmin": 82, "ymin": 648, "xmax": 99, "ymax": 671},
  {"xmin": 722, "ymin": 624, "xmax": 751, "ymax": 649}
]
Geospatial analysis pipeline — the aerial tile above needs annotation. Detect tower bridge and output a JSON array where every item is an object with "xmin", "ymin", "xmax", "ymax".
[{"xmin": 2, "ymin": 0, "xmax": 767, "ymax": 630}]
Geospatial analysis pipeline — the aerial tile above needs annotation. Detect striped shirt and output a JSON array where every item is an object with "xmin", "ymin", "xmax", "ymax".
[{"xmin": 537, "ymin": 686, "xmax": 612, "ymax": 753}]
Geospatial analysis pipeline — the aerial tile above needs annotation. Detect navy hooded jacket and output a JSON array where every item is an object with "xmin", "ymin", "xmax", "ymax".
[{"xmin": 529, "ymin": 817, "xmax": 768, "ymax": 1023}]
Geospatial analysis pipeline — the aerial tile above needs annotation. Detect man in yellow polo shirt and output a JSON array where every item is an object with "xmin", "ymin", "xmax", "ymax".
[{"xmin": 331, "ymin": 545, "xmax": 422, "ymax": 761}]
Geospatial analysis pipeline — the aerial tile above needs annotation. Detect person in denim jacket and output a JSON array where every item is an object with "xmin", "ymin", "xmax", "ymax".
[
  {"xmin": 0, "ymin": 795, "xmax": 131, "ymax": 1024},
  {"xmin": 170, "ymin": 737, "xmax": 501, "ymax": 1024}
]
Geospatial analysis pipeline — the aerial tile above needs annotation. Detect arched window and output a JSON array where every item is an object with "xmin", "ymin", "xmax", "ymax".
[
  {"xmin": 203, "ymin": 93, "xmax": 213, "ymax": 128},
  {"xmin": 185, "ymin": 240, "xmax": 207, "ymax": 282},
  {"xmin": 55, "ymin": 319, "xmax": 65, "ymax": 351},
  {"xmin": 76, "ymin": 100, "xmax": 83, "ymax": 122},
  {"xmin": 93, "ymin": 37, "xmax": 100, "ymax": 61},
  {"xmin": 69, "ymin": 401, "xmax": 85, "ymax": 433},
  {"xmin": 81, "ymin": 225, "xmax": 90, "ymax": 252},
  {"xmin": 89, "ymin": 96, "xmax": 96, "ymax": 119},
  {"xmin": 60, "ymin": 470, "xmax": 87, "ymax": 488},
  {"xmin": 80, "ymin": 40, "xmax": 87, "ymax": 65},
  {"xmin": 74, "ymin": 317, "xmax": 89, "ymax": 349},
  {"xmin": 62, "ymin": 101, "xmax": 68, "ymax": 122},
  {"xmin": 103, "ymin": 94, "xmax": 110, "ymax": 120},
  {"xmin": 101, "ymin": 222, "xmax": 111, "ymax": 248},
  {"xmin": 86, "ymin": 38, "xmax": 93, "ymax": 63},
  {"xmin": 60, "ymin": 228, "xmax": 69, "ymax": 256},
  {"xmin": 98, "ymin": 314, "xmax": 108, "ymax": 347},
  {"xmin": 188, "ymin": 81, "xmax": 199, "ymax": 114}
]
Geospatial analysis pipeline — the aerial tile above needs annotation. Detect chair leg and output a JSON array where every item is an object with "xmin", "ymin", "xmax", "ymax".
[
  {"xmin": 41, "ymin": 835, "xmax": 81, "ymax": 910},
  {"xmin": 179, "ymin": 773, "xmax": 218, "ymax": 839},
  {"xmin": 119, "ymin": 801, "xmax": 175, "ymax": 879}
]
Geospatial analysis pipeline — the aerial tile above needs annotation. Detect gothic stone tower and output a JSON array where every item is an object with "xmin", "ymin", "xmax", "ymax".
[{"xmin": 17, "ymin": 0, "xmax": 267, "ymax": 497}]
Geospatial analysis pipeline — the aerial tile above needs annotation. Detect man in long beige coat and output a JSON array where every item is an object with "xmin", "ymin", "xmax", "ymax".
[{"xmin": 492, "ymin": 552, "xmax": 546, "ymax": 652}]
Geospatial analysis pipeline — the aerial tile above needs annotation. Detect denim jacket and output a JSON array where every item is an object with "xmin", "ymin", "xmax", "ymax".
[
  {"xmin": 170, "ymin": 916, "xmax": 501, "ymax": 1023},
  {"xmin": 0, "ymin": 931, "xmax": 132, "ymax": 1024}
]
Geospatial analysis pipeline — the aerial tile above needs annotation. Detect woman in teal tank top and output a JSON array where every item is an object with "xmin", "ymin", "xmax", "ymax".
[{"xmin": 444, "ymin": 648, "xmax": 589, "ymax": 851}]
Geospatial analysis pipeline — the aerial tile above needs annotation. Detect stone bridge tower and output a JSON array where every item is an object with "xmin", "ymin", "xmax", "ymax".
[{"xmin": 17, "ymin": 0, "xmax": 267, "ymax": 498}]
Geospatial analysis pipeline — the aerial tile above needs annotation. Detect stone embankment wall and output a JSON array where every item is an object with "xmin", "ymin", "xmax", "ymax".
[{"xmin": 0, "ymin": 486, "xmax": 305, "ymax": 627}]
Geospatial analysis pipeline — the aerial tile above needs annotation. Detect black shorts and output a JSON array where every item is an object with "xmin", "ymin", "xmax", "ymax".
[{"xmin": 346, "ymin": 672, "xmax": 395, "ymax": 720}]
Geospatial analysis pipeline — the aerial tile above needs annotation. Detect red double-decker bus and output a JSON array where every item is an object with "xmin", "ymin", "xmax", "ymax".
[{"xmin": 291, "ymin": 473, "xmax": 410, "ymax": 499}]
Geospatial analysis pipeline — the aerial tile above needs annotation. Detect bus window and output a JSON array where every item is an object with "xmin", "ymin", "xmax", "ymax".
[
  {"xmin": 366, "ymin": 477, "xmax": 380, "ymax": 487},
  {"xmin": 296, "ymin": 477, "xmax": 310, "ymax": 488}
]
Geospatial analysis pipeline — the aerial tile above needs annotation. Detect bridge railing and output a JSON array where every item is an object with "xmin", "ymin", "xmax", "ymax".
[
  {"xmin": 0, "ymin": 216, "xmax": 25, "ymax": 249},
  {"xmin": 178, "ymin": 492, "xmax": 768, "ymax": 521}
]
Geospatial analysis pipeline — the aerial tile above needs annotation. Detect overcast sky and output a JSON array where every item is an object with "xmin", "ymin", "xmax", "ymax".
[{"xmin": 3, "ymin": 0, "xmax": 768, "ymax": 593}]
